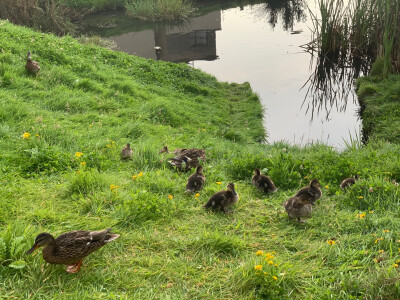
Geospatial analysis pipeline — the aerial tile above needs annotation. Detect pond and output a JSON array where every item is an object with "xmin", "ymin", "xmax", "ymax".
[{"xmin": 80, "ymin": 0, "xmax": 361, "ymax": 149}]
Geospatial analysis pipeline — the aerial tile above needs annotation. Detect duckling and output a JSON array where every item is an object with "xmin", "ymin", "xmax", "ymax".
[
  {"xmin": 25, "ymin": 51, "xmax": 40, "ymax": 75},
  {"xmin": 203, "ymin": 183, "xmax": 238, "ymax": 213},
  {"xmin": 283, "ymin": 194, "xmax": 313, "ymax": 222},
  {"xmin": 26, "ymin": 229, "xmax": 120, "ymax": 273},
  {"xmin": 169, "ymin": 148, "xmax": 205, "ymax": 171},
  {"xmin": 340, "ymin": 176, "xmax": 358, "ymax": 189},
  {"xmin": 121, "ymin": 143, "xmax": 133, "ymax": 160},
  {"xmin": 159, "ymin": 146, "xmax": 170, "ymax": 154},
  {"xmin": 295, "ymin": 179, "xmax": 322, "ymax": 204},
  {"xmin": 186, "ymin": 165, "xmax": 206, "ymax": 193},
  {"xmin": 251, "ymin": 168, "xmax": 278, "ymax": 193}
]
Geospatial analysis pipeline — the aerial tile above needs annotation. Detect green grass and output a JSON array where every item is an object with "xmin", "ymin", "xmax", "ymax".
[
  {"xmin": 2, "ymin": 20, "xmax": 400, "ymax": 298},
  {"xmin": 125, "ymin": 0, "xmax": 195, "ymax": 21}
]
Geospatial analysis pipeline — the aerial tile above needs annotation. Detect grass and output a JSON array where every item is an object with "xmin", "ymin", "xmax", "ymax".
[
  {"xmin": 2, "ymin": 20, "xmax": 400, "ymax": 298},
  {"xmin": 125, "ymin": 0, "xmax": 195, "ymax": 21}
]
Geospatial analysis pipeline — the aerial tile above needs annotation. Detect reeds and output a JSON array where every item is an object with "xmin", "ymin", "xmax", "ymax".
[{"xmin": 125, "ymin": 0, "xmax": 195, "ymax": 21}]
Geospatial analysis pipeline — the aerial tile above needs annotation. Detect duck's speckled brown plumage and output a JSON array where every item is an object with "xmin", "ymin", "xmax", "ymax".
[
  {"xmin": 25, "ymin": 51, "xmax": 40, "ymax": 75},
  {"xmin": 340, "ymin": 177, "xmax": 356, "ymax": 189},
  {"xmin": 186, "ymin": 166, "xmax": 206, "ymax": 193},
  {"xmin": 251, "ymin": 168, "xmax": 278, "ymax": 193},
  {"xmin": 121, "ymin": 143, "xmax": 133, "ymax": 160},
  {"xmin": 169, "ymin": 148, "xmax": 206, "ymax": 171},
  {"xmin": 283, "ymin": 195, "xmax": 313, "ymax": 222},
  {"xmin": 26, "ymin": 229, "xmax": 119, "ymax": 273},
  {"xmin": 203, "ymin": 183, "xmax": 238, "ymax": 213},
  {"xmin": 295, "ymin": 179, "xmax": 322, "ymax": 204}
]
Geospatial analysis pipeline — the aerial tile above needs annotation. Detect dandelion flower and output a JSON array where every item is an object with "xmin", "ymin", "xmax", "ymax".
[
  {"xmin": 379, "ymin": 250, "xmax": 384, "ymax": 254},
  {"xmin": 254, "ymin": 265, "xmax": 262, "ymax": 270},
  {"xmin": 195, "ymin": 193, "xmax": 200, "ymax": 197},
  {"xmin": 110, "ymin": 184, "xmax": 119, "ymax": 191},
  {"xmin": 216, "ymin": 182, "xmax": 222, "ymax": 185},
  {"xmin": 76, "ymin": 171, "xmax": 81, "ymax": 174},
  {"xmin": 256, "ymin": 250, "xmax": 263, "ymax": 256},
  {"xmin": 325, "ymin": 185, "xmax": 329, "ymax": 189},
  {"xmin": 327, "ymin": 240, "xmax": 336, "ymax": 246},
  {"xmin": 369, "ymin": 211, "xmax": 374, "ymax": 214},
  {"xmin": 22, "ymin": 132, "xmax": 31, "ymax": 139},
  {"xmin": 272, "ymin": 276, "xmax": 278, "ymax": 280},
  {"xmin": 383, "ymin": 230, "xmax": 390, "ymax": 233},
  {"xmin": 168, "ymin": 194, "xmax": 173, "ymax": 199},
  {"xmin": 80, "ymin": 162, "xmax": 86, "ymax": 165},
  {"xmin": 138, "ymin": 172, "xmax": 143, "ymax": 177},
  {"xmin": 132, "ymin": 175, "xmax": 138, "ymax": 180},
  {"xmin": 358, "ymin": 196, "xmax": 364, "ymax": 199},
  {"xmin": 356, "ymin": 213, "xmax": 366, "ymax": 219},
  {"xmin": 267, "ymin": 261, "xmax": 274, "ymax": 265},
  {"xmin": 75, "ymin": 152, "xmax": 83, "ymax": 158},
  {"xmin": 394, "ymin": 264, "xmax": 399, "ymax": 268}
]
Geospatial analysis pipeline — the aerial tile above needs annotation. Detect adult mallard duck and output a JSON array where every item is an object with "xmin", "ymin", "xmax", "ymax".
[
  {"xmin": 25, "ymin": 51, "xmax": 40, "ymax": 75},
  {"xmin": 283, "ymin": 194, "xmax": 313, "ymax": 222},
  {"xmin": 169, "ymin": 148, "xmax": 206, "ymax": 171},
  {"xmin": 26, "ymin": 229, "xmax": 120, "ymax": 273},
  {"xmin": 203, "ymin": 183, "xmax": 238, "ymax": 213},
  {"xmin": 186, "ymin": 165, "xmax": 206, "ymax": 193},
  {"xmin": 251, "ymin": 168, "xmax": 278, "ymax": 193},
  {"xmin": 340, "ymin": 176, "xmax": 358, "ymax": 189},
  {"xmin": 121, "ymin": 143, "xmax": 133, "ymax": 160},
  {"xmin": 295, "ymin": 179, "xmax": 322, "ymax": 205}
]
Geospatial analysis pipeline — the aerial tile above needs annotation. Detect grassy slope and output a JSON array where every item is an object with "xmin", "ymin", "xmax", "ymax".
[
  {"xmin": 357, "ymin": 74, "xmax": 400, "ymax": 144},
  {"xmin": 1, "ymin": 20, "xmax": 400, "ymax": 299}
]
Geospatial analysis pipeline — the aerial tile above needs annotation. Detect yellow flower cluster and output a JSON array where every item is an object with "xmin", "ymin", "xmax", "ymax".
[
  {"xmin": 254, "ymin": 251, "xmax": 280, "ymax": 281},
  {"xmin": 132, "ymin": 172, "xmax": 143, "ymax": 180},
  {"xmin": 110, "ymin": 184, "xmax": 119, "ymax": 191},
  {"xmin": 383, "ymin": 229, "xmax": 390, "ymax": 233},
  {"xmin": 327, "ymin": 240, "xmax": 336, "ymax": 246},
  {"xmin": 75, "ymin": 152, "xmax": 83, "ymax": 158},
  {"xmin": 22, "ymin": 132, "xmax": 31, "ymax": 139},
  {"xmin": 254, "ymin": 265, "xmax": 262, "ymax": 270},
  {"xmin": 374, "ymin": 237, "xmax": 384, "ymax": 244},
  {"xmin": 356, "ymin": 213, "xmax": 366, "ymax": 219},
  {"xmin": 105, "ymin": 140, "xmax": 116, "ymax": 148}
]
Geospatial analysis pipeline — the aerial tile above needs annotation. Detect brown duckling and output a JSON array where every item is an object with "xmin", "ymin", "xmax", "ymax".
[
  {"xmin": 121, "ymin": 143, "xmax": 133, "ymax": 160},
  {"xmin": 340, "ymin": 176, "xmax": 358, "ymax": 189},
  {"xmin": 283, "ymin": 194, "xmax": 313, "ymax": 222},
  {"xmin": 186, "ymin": 165, "xmax": 206, "ymax": 193},
  {"xmin": 25, "ymin": 51, "xmax": 40, "ymax": 75},
  {"xmin": 203, "ymin": 183, "xmax": 239, "ymax": 213},
  {"xmin": 251, "ymin": 168, "xmax": 278, "ymax": 193},
  {"xmin": 169, "ymin": 148, "xmax": 205, "ymax": 171},
  {"xmin": 295, "ymin": 179, "xmax": 322, "ymax": 204},
  {"xmin": 26, "ymin": 229, "xmax": 120, "ymax": 273}
]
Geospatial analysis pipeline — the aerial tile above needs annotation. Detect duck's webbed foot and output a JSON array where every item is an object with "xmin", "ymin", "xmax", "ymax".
[
  {"xmin": 297, "ymin": 218, "xmax": 306, "ymax": 223},
  {"xmin": 66, "ymin": 260, "xmax": 83, "ymax": 273}
]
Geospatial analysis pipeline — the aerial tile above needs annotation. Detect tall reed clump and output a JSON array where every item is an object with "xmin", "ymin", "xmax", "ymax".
[
  {"xmin": 306, "ymin": 0, "xmax": 400, "ymax": 76},
  {"xmin": 125, "ymin": 0, "xmax": 195, "ymax": 21},
  {"xmin": 0, "ymin": 0, "xmax": 78, "ymax": 35}
]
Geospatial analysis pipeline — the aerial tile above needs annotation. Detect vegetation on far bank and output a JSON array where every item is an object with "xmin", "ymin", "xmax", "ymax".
[{"xmin": 1, "ymin": 20, "xmax": 400, "ymax": 299}]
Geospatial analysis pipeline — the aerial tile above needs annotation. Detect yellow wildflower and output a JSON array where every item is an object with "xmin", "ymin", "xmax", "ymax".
[
  {"xmin": 325, "ymin": 185, "xmax": 329, "ymax": 189},
  {"xmin": 80, "ymin": 162, "xmax": 86, "ymax": 165},
  {"xmin": 358, "ymin": 196, "xmax": 364, "ymax": 199},
  {"xmin": 216, "ymin": 182, "xmax": 222, "ymax": 185},
  {"xmin": 74, "ymin": 152, "xmax": 83, "ymax": 158},
  {"xmin": 374, "ymin": 258, "xmax": 378, "ymax": 263},
  {"xmin": 394, "ymin": 264, "xmax": 399, "ymax": 268},
  {"xmin": 272, "ymin": 276, "xmax": 278, "ymax": 280},
  {"xmin": 195, "ymin": 193, "xmax": 200, "ymax": 197},
  {"xmin": 110, "ymin": 184, "xmax": 119, "ymax": 191},
  {"xmin": 383, "ymin": 230, "xmax": 390, "ymax": 233},
  {"xmin": 256, "ymin": 250, "xmax": 263, "ymax": 256},
  {"xmin": 267, "ymin": 261, "xmax": 274, "ymax": 265},
  {"xmin": 132, "ymin": 175, "xmax": 138, "ymax": 180},
  {"xmin": 356, "ymin": 213, "xmax": 366, "ymax": 219},
  {"xmin": 379, "ymin": 250, "xmax": 384, "ymax": 254},
  {"xmin": 327, "ymin": 240, "xmax": 336, "ymax": 246},
  {"xmin": 369, "ymin": 210, "xmax": 374, "ymax": 214},
  {"xmin": 254, "ymin": 265, "xmax": 262, "ymax": 270},
  {"xmin": 22, "ymin": 132, "xmax": 31, "ymax": 139},
  {"xmin": 138, "ymin": 172, "xmax": 143, "ymax": 177},
  {"xmin": 168, "ymin": 194, "xmax": 173, "ymax": 199},
  {"xmin": 375, "ymin": 238, "xmax": 384, "ymax": 244},
  {"xmin": 76, "ymin": 171, "xmax": 81, "ymax": 174}
]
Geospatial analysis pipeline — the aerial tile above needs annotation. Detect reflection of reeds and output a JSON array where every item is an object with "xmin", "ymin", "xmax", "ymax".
[
  {"xmin": 302, "ymin": 0, "xmax": 400, "ymax": 119},
  {"xmin": 125, "ymin": 0, "xmax": 195, "ymax": 21}
]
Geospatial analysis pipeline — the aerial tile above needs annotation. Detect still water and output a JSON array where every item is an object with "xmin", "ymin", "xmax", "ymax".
[{"xmin": 81, "ymin": 0, "xmax": 361, "ymax": 148}]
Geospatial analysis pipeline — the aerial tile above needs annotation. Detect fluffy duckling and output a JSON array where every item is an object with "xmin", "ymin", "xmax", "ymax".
[
  {"xmin": 295, "ymin": 179, "xmax": 322, "ymax": 204},
  {"xmin": 340, "ymin": 176, "xmax": 358, "ymax": 189},
  {"xmin": 251, "ymin": 168, "xmax": 278, "ymax": 193},
  {"xmin": 203, "ymin": 183, "xmax": 238, "ymax": 213},
  {"xmin": 121, "ymin": 143, "xmax": 133, "ymax": 160},
  {"xmin": 283, "ymin": 194, "xmax": 313, "ymax": 222},
  {"xmin": 169, "ymin": 148, "xmax": 205, "ymax": 171},
  {"xmin": 25, "ymin": 51, "xmax": 40, "ymax": 75},
  {"xmin": 186, "ymin": 166, "xmax": 206, "ymax": 193},
  {"xmin": 26, "ymin": 229, "xmax": 119, "ymax": 273}
]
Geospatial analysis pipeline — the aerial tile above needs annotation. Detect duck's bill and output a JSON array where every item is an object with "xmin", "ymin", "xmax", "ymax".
[{"xmin": 26, "ymin": 244, "xmax": 38, "ymax": 255}]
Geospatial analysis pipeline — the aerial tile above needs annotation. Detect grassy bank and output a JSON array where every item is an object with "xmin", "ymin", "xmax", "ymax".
[
  {"xmin": 356, "ymin": 74, "xmax": 400, "ymax": 144},
  {"xmin": 2, "ymin": 20, "xmax": 400, "ymax": 299}
]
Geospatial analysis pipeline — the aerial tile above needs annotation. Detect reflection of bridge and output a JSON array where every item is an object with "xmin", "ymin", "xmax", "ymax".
[{"xmin": 110, "ymin": 11, "xmax": 221, "ymax": 63}]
